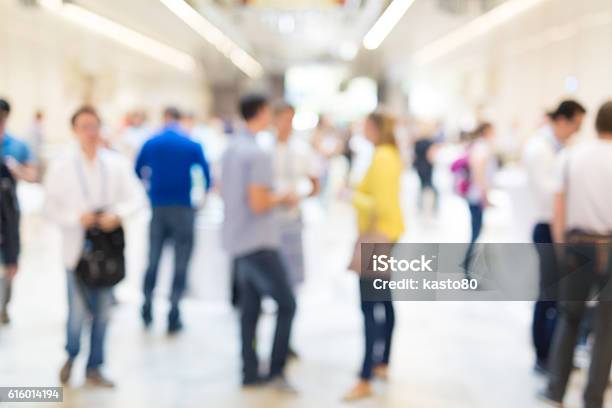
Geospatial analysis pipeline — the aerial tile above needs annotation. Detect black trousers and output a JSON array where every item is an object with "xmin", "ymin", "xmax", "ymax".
[
  {"xmin": 531, "ymin": 223, "xmax": 558, "ymax": 365},
  {"xmin": 234, "ymin": 249, "xmax": 296, "ymax": 383},
  {"xmin": 547, "ymin": 244, "xmax": 612, "ymax": 408}
]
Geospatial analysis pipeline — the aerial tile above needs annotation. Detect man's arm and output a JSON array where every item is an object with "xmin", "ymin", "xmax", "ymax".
[
  {"xmin": 470, "ymin": 151, "xmax": 490, "ymax": 206},
  {"xmin": 134, "ymin": 143, "xmax": 148, "ymax": 179},
  {"xmin": 552, "ymin": 192, "xmax": 566, "ymax": 243},
  {"xmin": 195, "ymin": 145, "xmax": 212, "ymax": 191},
  {"xmin": 308, "ymin": 176, "xmax": 320, "ymax": 197},
  {"xmin": 248, "ymin": 184, "xmax": 294, "ymax": 214},
  {"xmin": 6, "ymin": 158, "xmax": 37, "ymax": 182}
]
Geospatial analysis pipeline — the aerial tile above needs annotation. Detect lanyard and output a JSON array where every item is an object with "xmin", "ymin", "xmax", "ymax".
[{"xmin": 75, "ymin": 153, "xmax": 107, "ymax": 210}]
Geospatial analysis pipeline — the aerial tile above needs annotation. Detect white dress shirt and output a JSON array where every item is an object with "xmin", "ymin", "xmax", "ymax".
[
  {"xmin": 273, "ymin": 138, "xmax": 319, "ymax": 220},
  {"xmin": 523, "ymin": 126, "xmax": 563, "ymax": 224},
  {"xmin": 553, "ymin": 138, "xmax": 612, "ymax": 234},
  {"xmin": 44, "ymin": 147, "xmax": 146, "ymax": 269}
]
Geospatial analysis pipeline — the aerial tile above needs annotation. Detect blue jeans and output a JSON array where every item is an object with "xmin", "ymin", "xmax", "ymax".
[
  {"xmin": 66, "ymin": 270, "xmax": 113, "ymax": 370},
  {"xmin": 235, "ymin": 249, "xmax": 296, "ymax": 383},
  {"xmin": 143, "ymin": 206, "xmax": 195, "ymax": 322},
  {"xmin": 359, "ymin": 283, "xmax": 395, "ymax": 380},
  {"xmin": 463, "ymin": 203, "xmax": 484, "ymax": 274}
]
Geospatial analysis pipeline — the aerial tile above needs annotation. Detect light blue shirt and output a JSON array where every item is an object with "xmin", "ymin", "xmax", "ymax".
[
  {"xmin": 1, "ymin": 133, "xmax": 32, "ymax": 164},
  {"xmin": 221, "ymin": 130, "xmax": 279, "ymax": 257}
]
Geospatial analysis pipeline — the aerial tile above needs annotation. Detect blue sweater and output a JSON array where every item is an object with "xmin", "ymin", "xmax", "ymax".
[{"xmin": 135, "ymin": 124, "xmax": 211, "ymax": 207}]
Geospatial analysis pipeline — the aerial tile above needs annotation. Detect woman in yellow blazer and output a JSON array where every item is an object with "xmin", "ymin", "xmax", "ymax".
[{"xmin": 344, "ymin": 112, "xmax": 405, "ymax": 401}]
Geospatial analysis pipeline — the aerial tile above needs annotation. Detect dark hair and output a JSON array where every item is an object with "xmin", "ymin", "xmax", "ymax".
[
  {"xmin": 548, "ymin": 100, "xmax": 586, "ymax": 121},
  {"xmin": 164, "ymin": 106, "xmax": 182, "ymax": 121},
  {"xmin": 473, "ymin": 122, "xmax": 493, "ymax": 138},
  {"xmin": 0, "ymin": 98, "xmax": 10, "ymax": 117},
  {"xmin": 595, "ymin": 101, "xmax": 612, "ymax": 134},
  {"xmin": 71, "ymin": 105, "xmax": 100, "ymax": 127},
  {"xmin": 273, "ymin": 100, "xmax": 295, "ymax": 116},
  {"xmin": 239, "ymin": 93, "xmax": 269, "ymax": 121}
]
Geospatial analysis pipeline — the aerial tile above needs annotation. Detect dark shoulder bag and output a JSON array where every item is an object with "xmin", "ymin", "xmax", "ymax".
[{"xmin": 74, "ymin": 157, "xmax": 126, "ymax": 288}]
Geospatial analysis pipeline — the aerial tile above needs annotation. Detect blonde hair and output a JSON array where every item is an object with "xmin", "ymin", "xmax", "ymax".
[{"xmin": 368, "ymin": 112, "xmax": 397, "ymax": 147}]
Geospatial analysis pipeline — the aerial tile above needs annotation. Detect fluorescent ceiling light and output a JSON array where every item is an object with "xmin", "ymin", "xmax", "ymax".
[
  {"xmin": 159, "ymin": 0, "xmax": 264, "ymax": 78},
  {"xmin": 38, "ymin": 0, "xmax": 196, "ymax": 73},
  {"xmin": 363, "ymin": 0, "xmax": 417, "ymax": 50},
  {"xmin": 413, "ymin": 0, "xmax": 550, "ymax": 65}
]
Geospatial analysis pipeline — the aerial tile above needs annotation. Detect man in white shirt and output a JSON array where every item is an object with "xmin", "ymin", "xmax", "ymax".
[
  {"xmin": 540, "ymin": 101, "xmax": 612, "ymax": 408},
  {"xmin": 524, "ymin": 100, "xmax": 585, "ymax": 374},
  {"xmin": 272, "ymin": 102, "xmax": 319, "ymax": 360},
  {"xmin": 45, "ymin": 106, "xmax": 145, "ymax": 388},
  {"xmin": 273, "ymin": 102, "xmax": 319, "ymax": 286}
]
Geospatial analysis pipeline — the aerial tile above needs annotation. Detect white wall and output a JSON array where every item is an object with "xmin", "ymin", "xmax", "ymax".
[
  {"xmin": 402, "ymin": 0, "xmax": 612, "ymax": 152},
  {"xmin": 0, "ymin": 1, "xmax": 210, "ymax": 144}
]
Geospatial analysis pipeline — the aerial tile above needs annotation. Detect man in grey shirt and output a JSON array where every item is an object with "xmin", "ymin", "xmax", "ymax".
[{"xmin": 221, "ymin": 94, "xmax": 298, "ymax": 392}]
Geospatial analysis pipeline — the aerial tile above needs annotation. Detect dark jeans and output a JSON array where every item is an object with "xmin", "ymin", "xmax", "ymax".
[
  {"xmin": 66, "ymin": 270, "xmax": 113, "ymax": 370},
  {"xmin": 463, "ymin": 203, "xmax": 484, "ymax": 274},
  {"xmin": 235, "ymin": 249, "xmax": 296, "ymax": 383},
  {"xmin": 547, "ymin": 245, "xmax": 612, "ymax": 408},
  {"xmin": 143, "ymin": 206, "xmax": 195, "ymax": 322},
  {"xmin": 359, "ymin": 283, "xmax": 395, "ymax": 380},
  {"xmin": 2, "ymin": 275, "xmax": 11, "ymax": 314},
  {"xmin": 532, "ymin": 223, "xmax": 558, "ymax": 365},
  {"xmin": 417, "ymin": 169, "xmax": 438, "ymax": 211}
]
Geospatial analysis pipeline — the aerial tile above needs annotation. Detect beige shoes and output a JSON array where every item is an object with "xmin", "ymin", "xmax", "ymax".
[{"xmin": 343, "ymin": 381, "xmax": 373, "ymax": 402}]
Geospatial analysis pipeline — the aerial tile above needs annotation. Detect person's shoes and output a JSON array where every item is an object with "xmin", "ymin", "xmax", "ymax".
[
  {"xmin": 242, "ymin": 376, "xmax": 268, "ymax": 389},
  {"xmin": 86, "ymin": 368, "xmax": 115, "ymax": 388},
  {"xmin": 536, "ymin": 389, "xmax": 563, "ymax": 407},
  {"xmin": 1, "ymin": 309, "xmax": 10, "ymax": 325},
  {"xmin": 287, "ymin": 347, "xmax": 299, "ymax": 361},
  {"xmin": 59, "ymin": 359, "xmax": 73, "ymax": 385},
  {"xmin": 534, "ymin": 360, "xmax": 548, "ymax": 376},
  {"xmin": 373, "ymin": 364, "xmax": 389, "ymax": 381},
  {"xmin": 343, "ymin": 381, "xmax": 373, "ymax": 402},
  {"xmin": 267, "ymin": 375, "xmax": 298, "ymax": 395},
  {"xmin": 141, "ymin": 303, "xmax": 152, "ymax": 329},
  {"xmin": 167, "ymin": 319, "xmax": 183, "ymax": 335}
]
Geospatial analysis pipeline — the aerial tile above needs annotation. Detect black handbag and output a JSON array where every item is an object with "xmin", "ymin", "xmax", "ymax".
[
  {"xmin": 76, "ymin": 225, "xmax": 125, "ymax": 288},
  {"xmin": 74, "ymin": 156, "xmax": 126, "ymax": 288}
]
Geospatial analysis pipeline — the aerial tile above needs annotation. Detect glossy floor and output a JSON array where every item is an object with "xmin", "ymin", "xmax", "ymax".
[{"xmin": 1, "ymin": 167, "xmax": 610, "ymax": 408}]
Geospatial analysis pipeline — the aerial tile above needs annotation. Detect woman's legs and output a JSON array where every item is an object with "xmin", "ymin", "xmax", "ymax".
[
  {"xmin": 359, "ymin": 300, "xmax": 377, "ymax": 381},
  {"xmin": 463, "ymin": 203, "xmax": 484, "ymax": 275},
  {"xmin": 380, "ymin": 301, "xmax": 395, "ymax": 366}
]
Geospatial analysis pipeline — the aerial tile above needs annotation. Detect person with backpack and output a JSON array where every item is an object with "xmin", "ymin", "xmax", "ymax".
[
  {"xmin": 44, "ymin": 106, "xmax": 145, "ymax": 387},
  {"xmin": 0, "ymin": 98, "xmax": 37, "ymax": 325},
  {"xmin": 523, "ymin": 100, "xmax": 586, "ymax": 374},
  {"xmin": 454, "ymin": 123, "xmax": 496, "ymax": 277}
]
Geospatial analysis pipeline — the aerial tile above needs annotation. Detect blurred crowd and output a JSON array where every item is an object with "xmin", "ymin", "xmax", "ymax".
[{"xmin": 0, "ymin": 92, "xmax": 611, "ymax": 407}]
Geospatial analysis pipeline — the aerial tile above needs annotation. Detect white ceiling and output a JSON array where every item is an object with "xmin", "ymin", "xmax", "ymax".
[{"xmin": 30, "ymin": 0, "xmax": 519, "ymax": 82}]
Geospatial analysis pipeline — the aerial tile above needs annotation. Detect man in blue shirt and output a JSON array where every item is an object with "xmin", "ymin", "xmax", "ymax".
[
  {"xmin": 135, "ymin": 106, "xmax": 211, "ymax": 333},
  {"xmin": 0, "ymin": 98, "xmax": 36, "ymax": 325}
]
